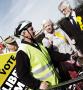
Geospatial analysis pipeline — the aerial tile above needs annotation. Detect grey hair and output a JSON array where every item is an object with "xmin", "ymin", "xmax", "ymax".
[
  {"xmin": 58, "ymin": 0, "xmax": 71, "ymax": 11},
  {"xmin": 42, "ymin": 19, "xmax": 54, "ymax": 28}
]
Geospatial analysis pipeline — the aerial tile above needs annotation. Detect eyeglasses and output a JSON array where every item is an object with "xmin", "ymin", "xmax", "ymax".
[{"xmin": 60, "ymin": 6, "xmax": 68, "ymax": 13}]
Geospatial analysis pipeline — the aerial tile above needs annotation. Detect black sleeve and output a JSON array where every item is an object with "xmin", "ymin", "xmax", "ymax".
[
  {"xmin": 47, "ymin": 47, "xmax": 70, "ymax": 62},
  {"xmin": 52, "ymin": 51, "xmax": 70, "ymax": 62},
  {"xmin": 16, "ymin": 50, "xmax": 41, "ymax": 89}
]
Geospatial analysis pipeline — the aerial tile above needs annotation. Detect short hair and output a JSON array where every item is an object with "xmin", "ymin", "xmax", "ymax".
[
  {"xmin": 42, "ymin": 19, "xmax": 54, "ymax": 28},
  {"xmin": 58, "ymin": 0, "xmax": 71, "ymax": 11}
]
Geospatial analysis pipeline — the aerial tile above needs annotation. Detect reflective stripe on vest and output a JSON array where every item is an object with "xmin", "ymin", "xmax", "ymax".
[{"xmin": 18, "ymin": 43, "xmax": 59, "ymax": 85}]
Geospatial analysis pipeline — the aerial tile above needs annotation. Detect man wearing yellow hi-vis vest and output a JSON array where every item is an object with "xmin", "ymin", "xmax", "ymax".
[{"xmin": 14, "ymin": 20, "xmax": 71, "ymax": 90}]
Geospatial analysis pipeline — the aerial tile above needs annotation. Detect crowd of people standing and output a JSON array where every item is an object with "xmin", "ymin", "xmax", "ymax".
[{"xmin": 0, "ymin": 0, "xmax": 83, "ymax": 90}]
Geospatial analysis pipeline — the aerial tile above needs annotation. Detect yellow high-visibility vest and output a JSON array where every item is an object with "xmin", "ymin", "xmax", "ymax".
[{"xmin": 18, "ymin": 43, "xmax": 59, "ymax": 86}]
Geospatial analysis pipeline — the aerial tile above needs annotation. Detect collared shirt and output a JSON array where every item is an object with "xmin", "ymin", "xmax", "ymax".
[{"xmin": 70, "ymin": 10, "xmax": 77, "ymax": 24}]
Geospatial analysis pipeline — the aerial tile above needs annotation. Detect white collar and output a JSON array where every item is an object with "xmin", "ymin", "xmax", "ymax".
[
  {"xmin": 70, "ymin": 10, "xmax": 77, "ymax": 22},
  {"xmin": 71, "ymin": 10, "xmax": 76, "ymax": 17}
]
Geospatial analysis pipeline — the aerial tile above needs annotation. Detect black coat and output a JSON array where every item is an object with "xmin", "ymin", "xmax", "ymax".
[{"xmin": 58, "ymin": 6, "xmax": 83, "ymax": 53}]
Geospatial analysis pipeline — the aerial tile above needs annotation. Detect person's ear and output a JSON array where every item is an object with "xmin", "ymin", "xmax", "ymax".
[{"xmin": 21, "ymin": 31, "xmax": 25, "ymax": 36}]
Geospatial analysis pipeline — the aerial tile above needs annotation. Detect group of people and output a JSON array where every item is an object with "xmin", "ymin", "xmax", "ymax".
[{"xmin": 0, "ymin": 0, "xmax": 83, "ymax": 90}]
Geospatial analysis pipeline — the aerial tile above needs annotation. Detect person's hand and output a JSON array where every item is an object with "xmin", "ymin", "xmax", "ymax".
[
  {"xmin": 71, "ymin": 39, "xmax": 76, "ymax": 44},
  {"xmin": 49, "ymin": 40, "xmax": 53, "ymax": 45},
  {"xmin": 71, "ymin": 52, "xmax": 78, "ymax": 60},
  {"xmin": 39, "ymin": 81, "xmax": 49, "ymax": 90},
  {"xmin": 77, "ymin": 50, "xmax": 83, "ymax": 57}
]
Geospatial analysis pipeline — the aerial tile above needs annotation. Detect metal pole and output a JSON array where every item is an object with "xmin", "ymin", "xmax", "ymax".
[{"xmin": 47, "ymin": 75, "xmax": 83, "ymax": 90}]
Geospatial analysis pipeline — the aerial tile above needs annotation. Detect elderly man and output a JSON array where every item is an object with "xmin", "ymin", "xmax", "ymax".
[
  {"xmin": 41, "ymin": 19, "xmax": 83, "ymax": 81},
  {"xmin": 58, "ymin": 0, "xmax": 83, "ymax": 55},
  {"xmin": 42, "ymin": 19, "xmax": 74, "ymax": 54}
]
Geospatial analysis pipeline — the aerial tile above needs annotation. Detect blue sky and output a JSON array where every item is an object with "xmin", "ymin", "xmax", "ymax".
[{"xmin": 0, "ymin": 0, "xmax": 79, "ymax": 39}]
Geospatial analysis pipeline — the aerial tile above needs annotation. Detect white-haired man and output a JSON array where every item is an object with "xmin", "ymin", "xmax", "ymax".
[
  {"xmin": 42, "ymin": 19, "xmax": 83, "ymax": 82},
  {"xmin": 42, "ymin": 19, "xmax": 74, "ymax": 54},
  {"xmin": 58, "ymin": 0, "xmax": 83, "ymax": 55}
]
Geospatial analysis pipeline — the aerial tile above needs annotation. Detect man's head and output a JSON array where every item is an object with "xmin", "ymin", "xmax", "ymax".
[
  {"xmin": 14, "ymin": 20, "xmax": 35, "ymax": 39},
  {"xmin": 42, "ymin": 19, "xmax": 54, "ymax": 34},
  {"xmin": 58, "ymin": 0, "xmax": 72, "ymax": 17},
  {"xmin": 4, "ymin": 36, "xmax": 18, "ymax": 51}
]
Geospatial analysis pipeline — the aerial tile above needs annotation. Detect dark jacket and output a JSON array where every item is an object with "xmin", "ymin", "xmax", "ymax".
[{"xmin": 58, "ymin": 6, "xmax": 83, "ymax": 53}]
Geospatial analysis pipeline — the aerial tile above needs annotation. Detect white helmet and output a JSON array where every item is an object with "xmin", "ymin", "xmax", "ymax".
[{"xmin": 14, "ymin": 20, "xmax": 32, "ymax": 37}]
